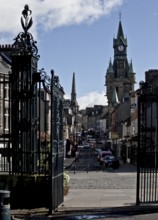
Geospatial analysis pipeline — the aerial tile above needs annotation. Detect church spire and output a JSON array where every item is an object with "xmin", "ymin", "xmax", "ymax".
[
  {"xmin": 117, "ymin": 14, "xmax": 124, "ymax": 40},
  {"xmin": 71, "ymin": 72, "xmax": 76, "ymax": 101},
  {"xmin": 71, "ymin": 72, "xmax": 79, "ymax": 112}
]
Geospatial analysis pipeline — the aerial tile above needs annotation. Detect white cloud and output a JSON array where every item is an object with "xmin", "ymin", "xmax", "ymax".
[
  {"xmin": 37, "ymin": 0, "xmax": 124, "ymax": 30},
  {"xmin": 64, "ymin": 91, "xmax": 107, "ymax": 110},
  {"xmin": 0, "ymin": 0, "xmax": 124, "ymax": 42},
  {"xmin": 78, "ymin": 91, "xmax": 108, "ymax": 110}
]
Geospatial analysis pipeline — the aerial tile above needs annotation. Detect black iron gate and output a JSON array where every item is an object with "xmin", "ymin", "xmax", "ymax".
[
  {"xmin": 137, "ymin": 82, "xmax": 158, "ymax": 205},
  {"xmin": 0, "ymin": 5, "xmax": 64, "ymax": 212}
]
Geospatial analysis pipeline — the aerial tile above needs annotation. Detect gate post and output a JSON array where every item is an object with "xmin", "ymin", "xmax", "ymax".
[
  {"xmin": 6, "ymin": 4, "xmax": 65, "ymax": 209},
  {"xmin": 11, "ymin": 5, "xmax": 39, "ymax": 174}
]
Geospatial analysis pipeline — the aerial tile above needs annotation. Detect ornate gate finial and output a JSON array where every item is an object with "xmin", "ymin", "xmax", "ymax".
[
  {"xmin": 21, "ymin": 4, "xmax": 33, "ymax": 33},
  {"xmin": 12, "ymin": 5, "xmax": 39, "ymax": 58}
]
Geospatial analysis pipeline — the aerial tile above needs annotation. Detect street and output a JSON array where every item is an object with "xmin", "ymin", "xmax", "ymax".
[
  {"xmin": 55, "ymin": 149, "xmax": 158, "ymax": 219},
  {"xmin": 62, "ymin": 148, "xmax": 137, "ymax": 208},
  {"xmin": 66, "ymin": 147, "xmax": 101, "ymax": 172}
]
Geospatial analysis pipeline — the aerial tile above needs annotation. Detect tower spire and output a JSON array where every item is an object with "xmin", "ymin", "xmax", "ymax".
[
  {"xmin": 117, "ymin": 18, "xmax": 124, "ymax": 40},
  {"xmin": 71, "ymin": 72, "xmax": 79, "ymax": 112},
  {"xmin": 71, "ymin": 72, "xmax": 76, "ymax": 102}
]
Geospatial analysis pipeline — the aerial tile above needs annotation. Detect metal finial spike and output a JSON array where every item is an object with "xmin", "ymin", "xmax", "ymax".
[
  {"xmin": 22, "ymin": 5, "xmax": 32, "ymax": 18},
  {"xmin": 21, "ymin": 5, "xmax": 33, "ymax": 33},
  {"xmin": 119, "ymin": 12, "xmax": 122, "ymax": 21}
]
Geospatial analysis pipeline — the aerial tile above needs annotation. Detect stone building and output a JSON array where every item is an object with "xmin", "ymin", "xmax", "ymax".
[
  {"xmin": 0, "ymin": 47, "xmax": 11, "ymax": 135},
  {"xmin": 81, "ymin": 105, "xmax": 108, "ymax": 133}
]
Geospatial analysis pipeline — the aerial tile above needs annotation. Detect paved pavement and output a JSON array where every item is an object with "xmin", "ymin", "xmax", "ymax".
[
  {"xmin": 62, "ymin": 164, "xmax": 137, "ymax": 208},
  {"xmin": 11, "ymin": 156, "xmax": 158, "ymax": 219}
]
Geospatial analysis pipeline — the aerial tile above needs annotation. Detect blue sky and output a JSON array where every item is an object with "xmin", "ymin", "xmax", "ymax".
[{"xmin": 1, "ymin": 0, "xmax": 158, "ymax": 109}]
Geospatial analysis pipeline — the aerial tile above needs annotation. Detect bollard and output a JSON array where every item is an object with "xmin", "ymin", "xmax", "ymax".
[
  {"xmin": 87, "ymin": 164, "xmax": 89, "ymax": 173},
  {"xmin": 0, "ymin": 190, "xmax": 10, "ymax": 220}
]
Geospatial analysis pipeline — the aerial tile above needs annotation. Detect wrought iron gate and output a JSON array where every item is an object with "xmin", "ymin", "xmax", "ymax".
[
  {"xmin": 0, "ymin": 5, "xmax": 64, "ymax": 212},
  {"xmin": 137, "ymin": 82, "xmax": 158, "ymax": 205}
]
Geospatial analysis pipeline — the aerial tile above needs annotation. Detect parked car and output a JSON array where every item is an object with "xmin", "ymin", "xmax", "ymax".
[
  {"xmin": 103, "ymin": 155, "xmax": 120, "ymax": 169},
  {"xmin": 98, "ymin": 150, "xmax": 112, "ymax": 165}
]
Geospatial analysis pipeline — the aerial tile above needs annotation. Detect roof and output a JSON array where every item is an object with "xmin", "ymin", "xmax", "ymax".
[
  {"xmin": 0, "ymin": 55, "xmax": 11, "ymax": 74},
  {"xmin": 117, "ymin": 20, "xmax": 124, "ymax": 40}
]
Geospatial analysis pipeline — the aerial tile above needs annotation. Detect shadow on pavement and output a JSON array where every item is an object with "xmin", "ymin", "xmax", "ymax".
[{"xmin": 19, "ymin": 205, "xmax": 158, "ymax": 219}]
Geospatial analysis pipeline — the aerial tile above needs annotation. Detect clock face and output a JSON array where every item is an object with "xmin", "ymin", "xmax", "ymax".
[{"xmin": 118, "ymin": 45, "xmax": 124, "ymax": 51}]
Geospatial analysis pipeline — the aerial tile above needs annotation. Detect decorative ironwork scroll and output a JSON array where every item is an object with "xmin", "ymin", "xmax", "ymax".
[{"xmin": 39, "ymin": 68, "xmax": 64, "ymax": 95}]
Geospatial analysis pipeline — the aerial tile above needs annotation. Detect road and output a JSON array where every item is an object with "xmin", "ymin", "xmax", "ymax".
[
  {"xmin": 63, "ymin": 148, "xmax": 137, "ymax": 207},
  {"xmin": 66, "ymin": 148, "xmax": 101, "ymax": 172}
]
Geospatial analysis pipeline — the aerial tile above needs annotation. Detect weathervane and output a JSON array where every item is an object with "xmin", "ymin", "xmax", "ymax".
[{"xmin": 13, "ymin": 5, "xmax": 39, "ymax": 58}]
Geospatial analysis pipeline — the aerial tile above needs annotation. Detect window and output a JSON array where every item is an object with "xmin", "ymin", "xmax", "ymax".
[
  {"xmin": 4, "ymin": 108, "xmax": 9, "ymax": 131},
  {"xmin": 4, "ymin": 84, "xmax": 9, "ymax": 100}
]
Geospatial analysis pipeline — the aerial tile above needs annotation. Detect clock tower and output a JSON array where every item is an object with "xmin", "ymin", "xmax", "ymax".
[{"xmin": 105, "ymin": 19, "xmax": 136, "ymax": 106}]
